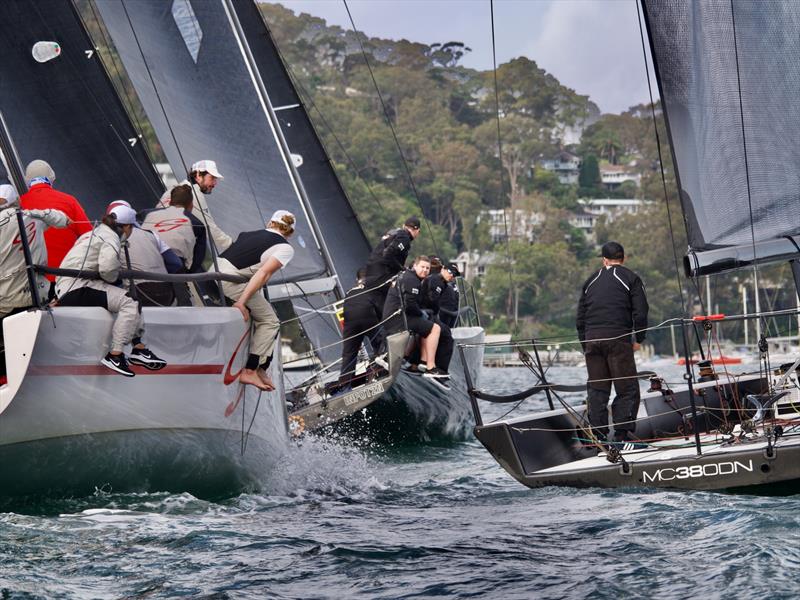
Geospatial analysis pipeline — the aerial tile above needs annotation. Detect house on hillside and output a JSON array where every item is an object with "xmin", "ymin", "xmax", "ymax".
[
  {"xmin": 454, "ymin": 250, "xmax": 497, "ymax": 281},
  {"xmin": 540, "ymin": 151, "xmax": 581, "ymax": 185},
  {"xmin": 570, "ymin": 198, "xmax": 651, "ymax": 239},
  {"xmin": 478, "ymin": 208, "xmax": 543, "ymax": 243},
  {"xmin": 600, "ymin": 164, "xmax": 641, "ymax": 189}
]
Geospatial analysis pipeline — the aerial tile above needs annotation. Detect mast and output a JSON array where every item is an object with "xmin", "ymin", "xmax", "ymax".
[{"xmin": 221, "ymin": 0, "xmax": 343, "ymax": 299}]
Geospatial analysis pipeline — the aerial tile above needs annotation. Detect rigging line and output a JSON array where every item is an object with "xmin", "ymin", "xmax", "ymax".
[
  {"xmin": 31, "ymin": 1, "xmax": 164, "ymax": 200},
  {"xmin": 729, "ymin": 0, "xmax": 764, "ymax": 339},
  {"xmin": 117, "ymin": 1, "xmax": 224, "ymax": 282},
  {"xmin": 489, "ymin": 0, "xmax": 517, "ymax": 325},
  {"xmin": 635, "ymin": 0, "xmax": 687, "ymax": 319},
  {"xmin": 280, "ymin": 59, "xmax": 385, "ymax": 212},
  {"xmin": 341, "ymin": 0, "xmax": 439, "ymax": 256}
]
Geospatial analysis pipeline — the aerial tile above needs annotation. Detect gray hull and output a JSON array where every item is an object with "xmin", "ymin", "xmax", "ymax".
[
  {"xmin": 337, "ymin": 327, "xmax": 485, "ymax": 443},
  {"xmin": 0, "ymin": 307, "xmax": 289, "ymax": 498}
]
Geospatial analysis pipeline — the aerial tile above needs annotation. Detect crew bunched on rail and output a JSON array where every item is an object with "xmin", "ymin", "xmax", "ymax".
[
  {"xmin": 382, "ymin": 255, "xmax": 452, "ymax": 385},
  {"xmin": 55, "ymin": 206, "xmax": 167, "ymax": 377},
  {"xmin": 219, "ymin": 209, "xmax": 296, "ymax": 391}
]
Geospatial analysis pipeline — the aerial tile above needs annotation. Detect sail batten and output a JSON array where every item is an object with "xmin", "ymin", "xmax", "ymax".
[{"xmin": 644, "ymin": 0, "xmax": 800, "ymax": 275}]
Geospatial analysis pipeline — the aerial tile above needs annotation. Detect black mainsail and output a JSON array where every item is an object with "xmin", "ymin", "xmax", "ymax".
[
  {"xmin": 94, "ymin": 0, "xmax": 331, "ymax": 284},
  {"xmin": 643, "ymin": 0, "xmax": 800, "ymax": 277},
  {"xmin": 0, "ymin": 0, "xmax": 163, "ymax": 216}
]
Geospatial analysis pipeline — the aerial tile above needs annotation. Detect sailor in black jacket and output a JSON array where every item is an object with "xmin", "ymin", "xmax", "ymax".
[
  {"xmin": 383, "ymin": 255, "xmax": 450, "ymax": 379},
  {"xmin": 576, "ymin": 241, "xmax": 649, "ymax": 444},
  {"xmin": 338, "ymin": 268, "xmax": 381, "ymax": 385},
  {"xmin": 362, "ymin": 216, "xmax": 421, "ymax": 350}
]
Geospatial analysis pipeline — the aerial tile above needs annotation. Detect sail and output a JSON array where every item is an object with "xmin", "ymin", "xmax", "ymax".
[
  {"xmin": 643, "ymin": 0, "xmax": 800, "ymax": 276},
  {"xmin": 94, "ymin": 0, "xmax": 328, "ymax": 283},
  {"xmin": 234, "ymin": 0, "xmax": 372, "ymax": 290},
  {"xmin": 0, "ymin": 0, "xmax": 163, "ymax": 216}
]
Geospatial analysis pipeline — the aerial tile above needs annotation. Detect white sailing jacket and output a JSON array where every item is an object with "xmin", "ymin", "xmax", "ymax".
[
  {"xmin": 0, "ymin": 207, "xmax": 69, "ymax": 312},
  {"xmin": 158, "ymin": 181, "xmax": 232, "ymax": 254},
  {"xmin": 55, "ymin": 223, "xmax": 122, "ymax": 298},
  {"xmin": 142, "ymin": 205, "xmax": 196, "ymax": 268}
]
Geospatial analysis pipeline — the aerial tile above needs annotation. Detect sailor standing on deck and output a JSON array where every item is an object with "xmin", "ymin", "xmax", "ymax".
[
  {"xmin": 576, "ymin": 241, "xmax": 649, "ymax": 446},
  {"xmin": 157, "ymin": 160, "xmax": 232, "ymax": 254},
  {"xmin": 337, "ymin": 267, "xmax": 382, "ymax": 387},
  {"xmin": 362, "ymin": 216, "xmax": 421, "ymax": 348},
  {"xmin": 221, "ymin": 210, "xmax": 295, "ymax": 391}
]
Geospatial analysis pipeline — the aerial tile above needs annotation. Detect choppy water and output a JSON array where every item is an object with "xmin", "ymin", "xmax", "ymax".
[{"xmin": 3, "ymin": 365, "xmax": 800, "ymax": 599}]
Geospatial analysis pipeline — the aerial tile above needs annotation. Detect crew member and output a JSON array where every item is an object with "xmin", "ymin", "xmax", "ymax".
[
  {"xmin": 362, "ymin": 216, "xmax": 421, "ymax": 347},
  {"xmin": 382, "ymin": 255, "xmax": 450, "ymax": 381},
  {"xmin": 158, "ymin": 160, "xmax": 232, "ymax": 253},
  {"xmin": 56, "ymin": 211, "xmax": 167, "ymax": 376},
  {"xmin": 0, "ymin": 184, "xmax": 70, "ymax": 378},
  {"xmin": 438, "ymin": 262, "xmax": 461, "ymax": 328},
  {"xmin": 222, "ymin": 210, "xmax": 295, "ymax": 391},
  {"xmin": 108, "ymin": 203, "xmax": 182, "ymax": 307},
  {"xmin": 338, "ymin": 267, "xmax": 381, "ymax": 386},
  {"xmin": 146, "ymin": 184, "xmax": 206, "ymax": 273},
  {"xmin": 576, "ymin": 241, "xmax": 648, "ymax": 445},
  {"xmin": 19, "ymin": 159, "xmax": 92, "ymax": 295}
]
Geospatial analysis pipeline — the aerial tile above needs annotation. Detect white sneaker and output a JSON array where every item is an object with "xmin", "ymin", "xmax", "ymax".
[{"xmin": 373, "ymin": 354, "xmax": 389, "ymax": 370}]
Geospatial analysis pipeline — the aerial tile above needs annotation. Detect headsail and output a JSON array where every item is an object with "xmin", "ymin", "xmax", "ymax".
[
  {"xmin": 643, "ymin": 0, "xmax": 800, "ymax": 276},
  {"xmin": 0, "ymin": 0, "xmax": 163, "ymax": 215},
  {"xmin": 95, "ymin": 0, "xmax": 329, "ymax": 283}
]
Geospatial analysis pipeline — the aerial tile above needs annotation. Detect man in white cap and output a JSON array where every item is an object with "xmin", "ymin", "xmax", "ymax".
[
  {"xmin": 56, "ymin": 207, "xmax": 167, "ymax": 376},
  {"xmin": 19, "ymin": 160, "xmax": 92, "ymax": 295},
  {"xmin": 0, "ymin": 183, "xmax": 70, "ymax": 379},
  {"xmin": 218, "ymin": 210, "xmax": 296, "ymax": 390},
  {"xmin": 157, "ymin": 159, "xmax": 232, "ymax": 254}
]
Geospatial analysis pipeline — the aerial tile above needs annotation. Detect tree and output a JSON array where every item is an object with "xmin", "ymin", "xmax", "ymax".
[{"xmin": 579, "ymin": 154, "xmax": 601, "ymax": 190}]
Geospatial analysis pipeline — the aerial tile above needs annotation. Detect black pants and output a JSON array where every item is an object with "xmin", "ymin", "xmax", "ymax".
[
  {"xmin": 135, "ymin": 282, "xmax": 175, "ymax": 307},
  {"xmin": 366, "ymin": 289, "xmax": 388, "ymax": 352},
  {"xmin": 585, "ymin": 339, "xmax": 640, "ymax": 438},
  {"xmin": 339, "ymin": 313, "xmax": 381, "ymax": 385}
]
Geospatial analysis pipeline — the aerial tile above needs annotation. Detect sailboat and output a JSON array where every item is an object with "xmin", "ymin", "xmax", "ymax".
[
  {"xmin": 93, "ymin": 0, "xmax": 484, "ymax": 442},
  {"xmin": 463, "ymin": 0, "xmax": 800, "ymax": 491}
]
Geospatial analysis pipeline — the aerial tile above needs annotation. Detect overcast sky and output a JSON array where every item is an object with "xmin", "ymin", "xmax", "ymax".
[{"xmin": 267, "ymin": 0, "xmax": 658, "ymax": 115}]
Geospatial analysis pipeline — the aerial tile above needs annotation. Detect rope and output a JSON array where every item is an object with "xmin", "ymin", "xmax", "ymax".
[
  {"xmin": 341, "ymin": 0, "xmax": 440, "ymax": 257},
  {"xmin": 489, "ymin": 0, "xmax": 516, "ymax": 327}
]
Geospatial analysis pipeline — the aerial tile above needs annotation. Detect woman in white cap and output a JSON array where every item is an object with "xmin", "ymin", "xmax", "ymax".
[
  {"xmin": 0, "ymin": 183, "xmax": 70, "ymax": 374},
  {"xmin": 56, "ymin": 207, "xmax": 167, "ymax": 377},
  {"xmin": 217, "ymin": 210, "xmax": 295, "ymax": 391}
]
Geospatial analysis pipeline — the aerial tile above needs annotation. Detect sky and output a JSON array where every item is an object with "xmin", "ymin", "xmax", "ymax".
[{"xmin": 267, "ymin": 0, "xmax": 658, "ymax": 115}]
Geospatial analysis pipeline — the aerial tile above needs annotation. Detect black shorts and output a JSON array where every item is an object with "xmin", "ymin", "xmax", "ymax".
[{"xmin": 406, "ymin": 315, "xmax": 434, "ymax": 337}]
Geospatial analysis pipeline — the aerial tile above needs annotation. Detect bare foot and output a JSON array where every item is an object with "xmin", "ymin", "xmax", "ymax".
[
  {"xmin": 256, "ymin": 368, "xmax": 276, "ymax": 391},
  {"xmin": 239, "ymin": 368, "xmax": 270, "ymax": 390}
]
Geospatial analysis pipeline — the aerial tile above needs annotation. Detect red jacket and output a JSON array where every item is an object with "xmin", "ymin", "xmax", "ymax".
[{"xmin": 20, "ymin": 184, "xmax": 92, "ymax": 280}]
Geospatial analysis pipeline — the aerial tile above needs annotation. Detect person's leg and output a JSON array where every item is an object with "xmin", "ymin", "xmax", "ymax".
[
  {"xmin": 422, "ymin": 323, "xmax": 440, "ymax": 371},
  {"xmin": 241, "ymin": 291, "xmax": 280, "ymax": 391},
  {"xmin": 585, "ymin": 341, "xmax": 613, "ymax": 441},
  {"xmin": 103, "ymin": 285, "xmax": 141, "ymax": 355},
  {"xmin": 339, "ymin": 323, "xmax": 365, "ymax": 385},
  {"xmin": 434, "ymin": 321, "xmax": 454, "ymax": 372},
  {"xmin": 608, "ymin": 339, "xmax": 641, "ymax": 440}
]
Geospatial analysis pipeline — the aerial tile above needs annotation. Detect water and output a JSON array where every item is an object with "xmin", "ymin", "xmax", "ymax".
[{"xmin": 3, "ymin": 365, "xmax": 800, "ymax": 599}]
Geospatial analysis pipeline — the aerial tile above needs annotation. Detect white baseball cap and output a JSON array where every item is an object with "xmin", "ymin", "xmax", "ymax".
[
  {"xmin": 110, "ymin": 205, "xmax": 138, "ymax": 225},
  {"xmin": 106, "ymin": 199, "xmax": 131, "ymax": 215},
  {"xmin": 269, "ymin": 209, "xmax": 295, "ymax": 227},
  {"xmin": 191, "ymin": 160, "xmax": 224, "ymax": 180},
  {"xmin": 0, "ymin": 184, "xmax": 19, "ymax": 207}
]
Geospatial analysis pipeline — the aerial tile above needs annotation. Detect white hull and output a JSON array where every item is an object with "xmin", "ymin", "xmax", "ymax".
[{"xmin": 0, "ymin": 307, "xmax": 289, "ymax": 497}]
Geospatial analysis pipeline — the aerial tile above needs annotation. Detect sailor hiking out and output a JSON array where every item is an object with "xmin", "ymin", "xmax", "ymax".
[
  {"xmin": 106, "ymin": 202, "xmax": 182, "ymax": 307},
  {"xmin": 55, "ymin": 208, "xmax": 167, "ymax": 376},
  {"xmin": 383, "ymin": 255, "xmax": 452, "ymax": 382},
  {"xmin": 221, "ymin": 209, "xmax": 295, "ymax": 391},
  {"xmin": 576, "ymin": 241, "xmax": 649, "ymax": 447}
]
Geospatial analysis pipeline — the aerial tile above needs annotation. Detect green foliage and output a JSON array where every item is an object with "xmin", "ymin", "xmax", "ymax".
[{"xmin": 578, "ymin": 154, "xmax": 600, "ymax": 189}]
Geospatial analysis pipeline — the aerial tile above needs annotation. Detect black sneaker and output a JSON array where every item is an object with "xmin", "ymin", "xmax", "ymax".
[
  {"xmin": 403, "ymin": 364, "xmax": 422, "ymax": 374},
  {"xmin": 101, "ymin": 353, "xmax": 135, "ymax": 377},
  {"xmin": 128, "ymin": 347, "xmax": 167, "ymax": 370},
  {"xmin": 423, "ymin": 367, "xmax": 450, "ymax": 379}
]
